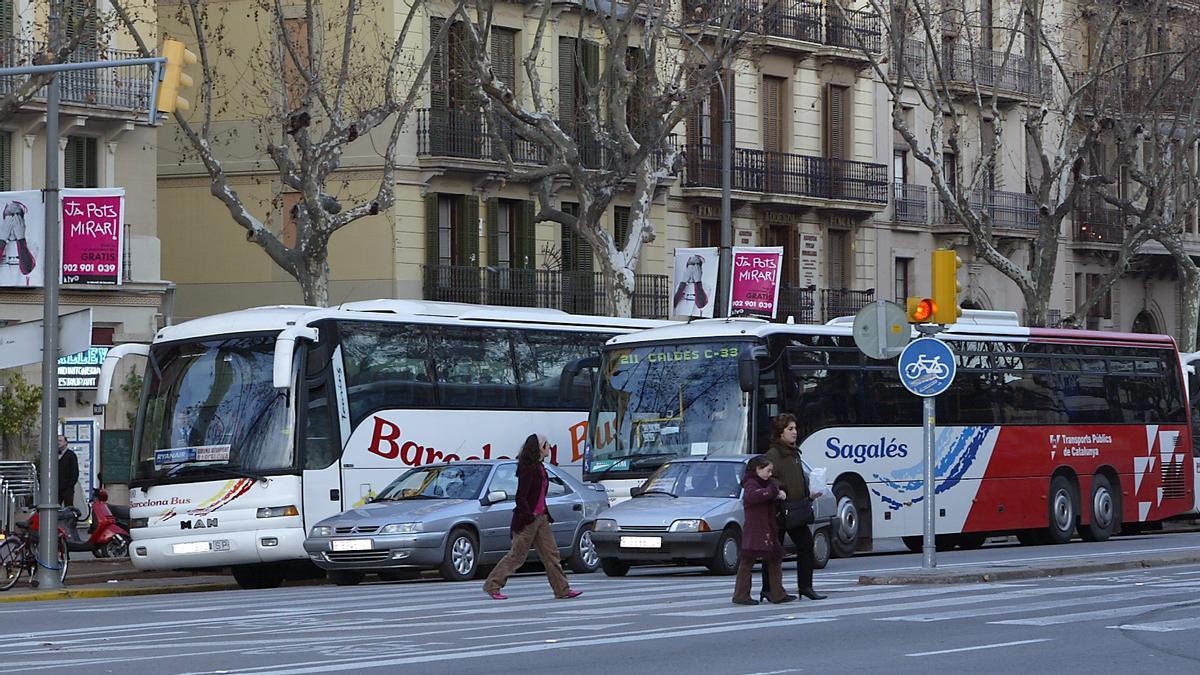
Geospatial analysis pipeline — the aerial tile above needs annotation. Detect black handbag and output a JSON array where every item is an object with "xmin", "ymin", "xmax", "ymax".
[{"xmin": 778, "ymin": 497, "xmax": 815, "ymax": 530}]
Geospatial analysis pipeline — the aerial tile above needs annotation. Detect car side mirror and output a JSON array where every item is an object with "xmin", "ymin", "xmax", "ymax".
[
  {"xmin": 484, "ymin": 490, "xmax": 508, "ymax": 505},
  {"xmin": 629, "ymin": 485, "xmax": 644, "ymax": 497}
]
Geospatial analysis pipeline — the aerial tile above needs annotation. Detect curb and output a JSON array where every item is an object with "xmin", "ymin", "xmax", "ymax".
[
  {"xmin": 858, "ymin": 553, "xmax": 1200, "ymax": 585},
  {"xmin": 0, "ymin": 580, "xmax": 238, "ymax": 603}
]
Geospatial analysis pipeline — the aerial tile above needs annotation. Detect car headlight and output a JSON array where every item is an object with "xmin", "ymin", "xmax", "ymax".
[
  {"xmin": 379, "ymin": 522, "xmax": 423, "ymax": 534},
  {"xmin": 593, "ymin": 519, "xmax": 618, "ymax": 532},
  {"xmin": 309, "ymin": 525, "xmax": 332, "ymax": 537},
  {"xmin": 668, "ymin": 519, "xmax": 711, "ymax": 533}
]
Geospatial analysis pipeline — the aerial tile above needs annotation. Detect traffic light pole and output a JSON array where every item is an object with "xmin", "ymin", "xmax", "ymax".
[
  {"xmin": 1, "ymin": 52, "xmax": 166, "ymax": 589},
  {"xmin": 916, "ymin": 323, "xmax": 944, "ymax": 570}
]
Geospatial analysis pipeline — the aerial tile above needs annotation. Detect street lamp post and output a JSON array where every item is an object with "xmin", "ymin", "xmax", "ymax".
[{"xmin": 714, "ymin": 60, "xmax": 733, "ymax": 318}]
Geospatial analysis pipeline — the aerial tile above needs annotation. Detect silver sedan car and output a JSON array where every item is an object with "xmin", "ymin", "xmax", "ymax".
[
  {"xmin": 303, "ymin": 460, "xmax": 610, "ymax": 585},
  {"xmin": 590, "ymin": 456, "xmax": 834, "ymax": 576}
]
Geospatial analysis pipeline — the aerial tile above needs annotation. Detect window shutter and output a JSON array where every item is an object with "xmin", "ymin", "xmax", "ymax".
[
  {"xmin": 65, "ymin": 0, "xmax": 98, "ymax": 49},
  {"xmin": 558, "ymin": 37, "xmax": 577, "ymax": 131},
  {"xmin": 825, "ymin": 85, "xmax": 847, "ymax": 159},
  {"xmin": 0, "ymin": 0, "xmax": 13, "ymax": 39},
  {"xmin": 491, "ymin": 28, "xmax": 516, "ymax": 91},
  {"xmin": 625, "ymin": 47, "xmax": 647, "ymax": 132},
  {"xmin": 0, "ymin": 131, "xmax": 10, "ymax": 191},
  {"xmin": 762, "ymin": 76, "xmax": 783, "ymax": 153},
  {"xmin": 515, "ymin": 200, "xmax": 535, "ymax": 269},
  {"xmin": 456, "ymin": 195, "xmax": 479, "ymax": 266},
  {"xmin": 614, "ymin": 206, "xmax": 630, "ymax": 248},
  {"xmin": 582, "ymin": 40, "xmax": 600, "ymax": 97},
  {"xmin": 486, "ymin": 198, "xmax": 499, "ymax": 266},
  {"xmin": 430, "ymin": 18, "xmax": 448, "ymax": 110},
  {"xmin": 449, "ymin": 21, "xmax": 474, "ymax": 109},
  {"xmin": 425, "ymin": 194, "xmax": 440, "ymax": 269}
]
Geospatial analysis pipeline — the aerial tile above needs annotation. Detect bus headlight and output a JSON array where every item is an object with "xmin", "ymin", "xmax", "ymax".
[
  {"xmin": 594, "ymin": 519, "xmax": 618, "ymax": 532},
  {"xmin": 380, "ymin": 522, "xmax": 422, "ymax": 534},
  {"xmin": 257, "ymin": 505, "xmax": 300, "ymax": 518},
  {"xmin": 669, "ymin": 519, "xmax": 710, "ymax": 533},
  {"xmin": 129, "ymin": 517, "xmax": 149, "ymax": 529},
  {"xmin": 310, "ymin": 526, "xmax": 333, "ymax": 537}
]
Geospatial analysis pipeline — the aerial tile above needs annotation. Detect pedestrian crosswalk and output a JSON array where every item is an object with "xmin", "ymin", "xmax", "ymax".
[{"xmin": 2, "ymin": 564, "xmax": 1200, "ymax": 673}]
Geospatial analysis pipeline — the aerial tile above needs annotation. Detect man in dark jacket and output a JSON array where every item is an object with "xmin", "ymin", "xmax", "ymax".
[{"xmin": 58, "ymin": 434, "xmax": 80, "ymax": 508}]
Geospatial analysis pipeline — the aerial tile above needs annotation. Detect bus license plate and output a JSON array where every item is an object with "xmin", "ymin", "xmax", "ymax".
[
  {"xmin": 620, "ymin": 536, "xmax": 661, "ymax": 549},
  {"xmin": 173, "ymin": 539, "xmax": 230, "ymax": 554},
  {"xmin": 331, "ymin": 539, "xmax": 372, "ymax": 552}
]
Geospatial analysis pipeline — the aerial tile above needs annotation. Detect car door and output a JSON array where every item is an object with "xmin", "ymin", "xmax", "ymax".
[
  {"xmin": 477, "ymin": 463, "xmax": 518, "ymax": 556},
  {"xmin": 545, "ymin": 467, "xmax": 582, "ymax": 551}
]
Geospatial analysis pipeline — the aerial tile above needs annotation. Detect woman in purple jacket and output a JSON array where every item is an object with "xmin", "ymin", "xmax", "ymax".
[
  {"xmin": 732, "ymin": 455, "xmax": 796, "ymax": 605},
  {"xmin": 483, "ymin": 434, "xmax": 584, "ymax": 600}
]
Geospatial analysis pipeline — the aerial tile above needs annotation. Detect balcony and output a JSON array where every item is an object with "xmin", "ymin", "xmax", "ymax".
[
  {"xmin": 0, "ymin": 38, "xmax": 151, "ymax": 115},
  {"xmin": 776, "ymin": 285, "xmax": 874, "ymax": 324},
  {"xmin": 1072, "ymin": 71, "xmax": 1193, "ymax": 113},
  {"xmin": 422, "ymin": 265, "xmax": 670, "ymax": 319},
  {"xmin": 417, "ymin": 108, "xmax": 546, "ymax": 167},
  {"xmin": 939, "ymin": 45, "xmax": 1053, "ymax": 102},
  {"xmin": 893, "ymin": 183, "xmax": 928, "ymax": 224},
  {"xmin": 682, "ymin": 143, "xmax": 888, "ymax": 209},
  {"xmin": 938, "ymin": 188, "xmax": 1039, "ymax": 232},
  {"xmin": 1074, "ymin": 203, "xmax": 1128, "ymax": 244},
  {"xmin": 681, "ymin": 0, "xmax": 881, "ymax": 57}
]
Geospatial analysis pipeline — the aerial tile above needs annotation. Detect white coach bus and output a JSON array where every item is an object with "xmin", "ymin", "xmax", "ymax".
[{"xmin": 97, "ymin": 300, "xmax": 667, "ymax": 589}]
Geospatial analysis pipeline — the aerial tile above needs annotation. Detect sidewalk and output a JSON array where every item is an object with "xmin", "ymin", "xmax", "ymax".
[
  {"xmin": 0, "ymin": 557, "xmax": 238, "ymax": 603},
  {"xmin": 857, "ymin": 548, "xmax": 1200, "ymax": 585}
]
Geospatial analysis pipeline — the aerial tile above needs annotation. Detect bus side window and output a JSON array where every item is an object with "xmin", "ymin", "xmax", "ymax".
[
  {"xmin": 514, "ymin": 331, "xmax": 607, "ymax": 409},
  {"xmin": 431, "ymin": 328, "xmax": 519, "ymax": 408},
  {"xmin": 339, "ymin": 322, "xmax": 435, "ymax": 425}
]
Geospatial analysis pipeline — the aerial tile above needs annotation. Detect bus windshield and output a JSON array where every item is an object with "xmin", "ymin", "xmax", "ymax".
[
  {"xmin": 589, "ymin": 341, "xmax": 750, "ymax": 477},
  {"xmin": 133, "ymin": 334, "xmax": 293, "ymax": 483}
]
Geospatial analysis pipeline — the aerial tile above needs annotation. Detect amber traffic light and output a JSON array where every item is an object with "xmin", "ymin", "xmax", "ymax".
[
  {"xmin": 156, "ymin": 38, "xmax": 198, "ymax": 116},
  {"xmin": 932, "ymin": 249, "xmax": 964, "ymax": 325}
]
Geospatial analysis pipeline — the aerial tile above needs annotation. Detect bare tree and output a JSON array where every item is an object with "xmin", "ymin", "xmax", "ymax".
[
  {"xmin": 455, "ymin": 0, "xmax": 744, "ymax": 316},
  {"xmin": 840, "ymin": 0, "xmax": 1123, "ymax": 325},
  {"xmin": 1072, "ymin": 0, "xmax": 1200, "ymax": 349},
  {"xmin": 114, "ymin": 0, "xmax": 462, "ymax": 306}
]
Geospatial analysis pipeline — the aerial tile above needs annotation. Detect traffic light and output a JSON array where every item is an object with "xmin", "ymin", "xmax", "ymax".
[
  {"xmin": 931, "ymin": 248, "xmax": 963, "ymax": 325},
  {"xmin": 156, "ymin": 38, "xmax": 197, "ymax": 116},
  {"xmin": 906, "ymin": 296, "xmax": 936, "ymax": 324}
]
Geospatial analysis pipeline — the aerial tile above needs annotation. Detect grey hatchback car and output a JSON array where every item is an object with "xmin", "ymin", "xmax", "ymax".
[
  {"xmin": 303, "ymin": 460, "xmax": 610, "ymax": 585},
  {"xmin": 590, "ymin": 456, "xmax": 833, "ymax": 576}
]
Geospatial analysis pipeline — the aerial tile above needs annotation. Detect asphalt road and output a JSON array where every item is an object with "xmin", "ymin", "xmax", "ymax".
[{"xmin": 4, "ymin": 531, "xmax": 1200, "ymax": 674}]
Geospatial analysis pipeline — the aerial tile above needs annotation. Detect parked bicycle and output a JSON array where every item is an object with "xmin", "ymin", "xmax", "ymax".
[{"xmin": 0, "ymin": 511, "xmax": 71, "ymax": 591}]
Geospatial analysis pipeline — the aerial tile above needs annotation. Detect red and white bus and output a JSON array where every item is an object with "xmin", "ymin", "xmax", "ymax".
[{"xmin": 586, "ymin": 310, "xmax": 1194, "ymax": 557}]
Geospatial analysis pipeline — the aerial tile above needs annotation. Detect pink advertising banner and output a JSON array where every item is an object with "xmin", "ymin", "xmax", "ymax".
[
  {"xmin": 728, "ymin": 246, "xmax": 783, "ymax": 319},
  {"xmin": 60, "ymin": 188, "xmax": 124, "ymax": 285}
]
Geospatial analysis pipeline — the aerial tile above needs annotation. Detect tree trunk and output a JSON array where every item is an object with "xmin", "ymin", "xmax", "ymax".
[
  {"xmin": 1023, "ymin": 289, "xmax": 1050, "ymax": 327},
  {"xmin": 604, "ymin": 265, "xmax": 636, "ymax": 318},
  {"xmin": 1179, "ymin": 265, "xmax": 1200, "ymax": 353},
  {"xmin": 297, "ymin": 255, "xmax": 331, "ymax": 307}
]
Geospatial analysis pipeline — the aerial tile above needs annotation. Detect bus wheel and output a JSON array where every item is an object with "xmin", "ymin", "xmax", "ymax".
[
  {"xmin": 831, "ymin": 481, "xmax": 861, "ymax": 558},
  {"xmin": 957, "ymin": 533, "xmax": 987, "ymax": 550},
  {"xmin": 1015, "ymin": 530, "xmax": 1042, "ymax": 546},
  {"xmin": 1045, "ymin": 476, "xmax": 1078, "ymax": 545},
  {"xmin": 1080, "ymin": 474, "xmax": 1118, "ymax": 542},
  {"xmin": 232, "ymin": 564, "xmax": 286, "ymax": 589}
]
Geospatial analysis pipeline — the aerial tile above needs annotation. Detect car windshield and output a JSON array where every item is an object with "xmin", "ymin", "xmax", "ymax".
[
  {"xmin": 376, "ymin": 465, "xmax": 491, "ymax": 500},
  {"xmin": 639, "ymin": 461, "xmax": 745, "ymax": 499},
  {"xmin": 134, "ymin": 334, "xmax": 293, "ymax": 483},
  {"xmin": 588, "ymin": 341, "xmax": 750, "ymax": 477}
]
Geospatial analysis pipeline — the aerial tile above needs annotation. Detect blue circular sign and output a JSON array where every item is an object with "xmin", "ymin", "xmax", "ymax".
[{"xmin": 898, "ymin": 338, "xmax": 956, "ymax": 397}]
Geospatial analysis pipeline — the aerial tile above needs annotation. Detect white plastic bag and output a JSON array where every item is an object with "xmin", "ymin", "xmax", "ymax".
[{"xmin": 809, "ymin": 467, "xmax": 828, "ymax": 496}]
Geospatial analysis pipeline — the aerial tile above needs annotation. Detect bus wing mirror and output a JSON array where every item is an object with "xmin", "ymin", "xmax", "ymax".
[
  {"xmin": 738, "ymin": 346, "xmax": 767, "ymax": 393},
  {"xmin": 273, "ymin": 326, "xmax": 320, "ymax": 389},
  {"xmin": 95, "ymin": 343, "xmax": 150, "ymax": 406},
  {"xmin": 560, "ymin": 355, "xmax": 600, "ymax": 400}
]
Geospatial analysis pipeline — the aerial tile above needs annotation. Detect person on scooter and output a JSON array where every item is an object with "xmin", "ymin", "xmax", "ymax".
[{"xmin": 58, "ymin": 435, "xmax": 79, "ymax": 508}]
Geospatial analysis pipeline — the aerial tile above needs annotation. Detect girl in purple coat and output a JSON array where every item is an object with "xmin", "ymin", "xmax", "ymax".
[{"xmin": 732, "ymin": 455, "xmax": 796, "ymax": 605}]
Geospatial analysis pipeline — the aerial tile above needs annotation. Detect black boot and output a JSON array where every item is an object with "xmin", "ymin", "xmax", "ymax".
[{"xmin": 799, "ymin": 588, "xmax": 827, "ymax": 600}]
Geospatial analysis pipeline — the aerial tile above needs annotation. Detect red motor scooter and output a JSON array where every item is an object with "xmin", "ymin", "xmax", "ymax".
[{"xmin": 64, "ymin": 489, "xmax": 131, "ymax": 558}]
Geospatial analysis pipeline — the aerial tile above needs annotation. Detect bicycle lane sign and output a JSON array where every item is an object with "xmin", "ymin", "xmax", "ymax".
[{"xmin": 898, "ymin": 337, "xmax": 956, "ymax": 397}]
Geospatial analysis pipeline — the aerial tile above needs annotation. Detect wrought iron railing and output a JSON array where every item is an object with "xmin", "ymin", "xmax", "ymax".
[
  {"xmin": 894, "ymin": 183, "xmax": 928, "ymax": 223},
  {"xmin": 421, "ymin": 265, "xmax": 670, "ymax": 319},
  {"xmin": 776, "ymin": 284, "xmax": 817, "ymax": 324},
  {"xmin": 417, "ymin": 108, "xmax": 546, "ymax": 164},
  {"xmin": 123, "ymin": 223, "xmax": 131, "ymax": 282},
  {"xmin": 892, "ymin": 39, "xmax": 927, "ymax": 78},
  {"xmin": 822, "ymin": 287, "xmax": 874, "ymax": 320},
  {"xmin": 940, "ymin": 188, "xmax": 1039, "ymax": 230},
  {"xmin": 683, "ymin": 143, "xmax": 888, "ymax": 204},
  {"xmin": 1075, "ymin": 203, "xmax": 1127, "ymax": 243},
  {"xmin": 681, "ymin": 0, "xmax": 881, "ymax": 52},
  {"xmin": 942, "ymin": 45, "xmax": 1052, "ymax": 98},
  {"xmin": 774, "ymin": 285, "xmax": 873, "ymax": 323},
  {"xmin": 0, "ymin": 38, "xmax": 151, "ymax": 111}
]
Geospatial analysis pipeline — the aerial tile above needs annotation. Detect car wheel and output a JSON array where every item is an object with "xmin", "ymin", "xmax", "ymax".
[
  {"xmin": 327, "ymin": 570, "xmax": 364, "ymax": 586},
  {"xmin": 832, "ymin": 480, "xmax": 862, "ymax": 558},
  {"xmin": 439, "ymin": 528, "xmax": 479, "ymax": 581},
  {"xmin": 1045, "ymin": 475, "xmax": 1078, "ymax": 545},
  {"xmin": 232, "ymin": 564, "xmax": 286, "ymax": 589},
  {"xmin": 600, "ymin": 557, "xmax": 629, "ymax": 577},
  {"xmin": 707, "ymin": 527, "xmax": 741, "ymax": 575},
  {"xmin": 567, "ymin": 527, "xmax": 600, "ymax": 573},
  {"xmin": 378, "ymin": 569, "xmax": 420, "ymax": 582},
  {"xmin": 1079, "ymin": 474, "xmax": 1118, "ymax": 542},
  {"xmin": 812, "ymin": 527, "xmax": 831, "ymax": 570}
]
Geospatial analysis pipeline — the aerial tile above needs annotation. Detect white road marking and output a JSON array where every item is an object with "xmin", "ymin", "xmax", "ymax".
[
  {"xmin": 905, "ymin": 638, "xmax": 1052, "ymax": 657},
  {"xmin": 878, "ymin": 587, "xmax": 1185, "ymax": 622},
  {"xmin": 1109, "ymin": 616, "xmax": 1200, "ymax": 633},
  {"xmin": 990, "ymin": 600, "xmax": 1197, "ymax": 626}
]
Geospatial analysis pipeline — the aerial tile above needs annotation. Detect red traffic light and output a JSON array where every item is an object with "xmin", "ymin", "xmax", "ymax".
[{"xmin": 907, "ymin": 297, "xmax": 936, "ymax": 323}]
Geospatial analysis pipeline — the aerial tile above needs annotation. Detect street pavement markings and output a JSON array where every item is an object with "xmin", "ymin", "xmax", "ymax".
[
  {"xmin": 1110, "ymin": 616, "xmax": 1200, "ymax": 633},
  {"xmin": 990, "ymin": 600, "xmax": 1199, "ymax": 626},
  {"xmin": 905, "ymin": 638, "xmax": 1053, "ymax": 657},
  {"xmin": 877, "ymin": 586, "xmax": 1184, "ymax": 622}
]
